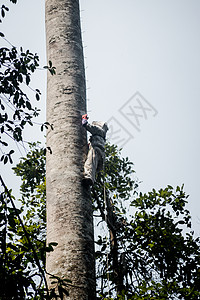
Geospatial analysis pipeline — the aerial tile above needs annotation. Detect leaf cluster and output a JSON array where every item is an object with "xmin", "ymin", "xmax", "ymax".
[
  {"xmin": 92, "ymin": 145, "xmax": 200, "ymax": 300},
  {"xmin": 0, "ymin": 181, "xmax": 46, "ymax": 299},
  {"xmin": 0, "ymin": 1, "xmax": 17, "ymax": 23},
  {"xmin": 0, "ymin": 42, "xmax": 41, "ymax": 161},
  {"xmin": 0, "ymin": 31, "xmax": 54, "ymax": 163}
]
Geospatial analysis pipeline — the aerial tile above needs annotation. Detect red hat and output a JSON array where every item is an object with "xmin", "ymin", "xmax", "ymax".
[{"xmin": 82, "ymin": 114, "xmax": 88, "ymax": 119}]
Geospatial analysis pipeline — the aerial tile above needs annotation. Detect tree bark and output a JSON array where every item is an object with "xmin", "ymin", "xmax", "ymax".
[{"xmin": 45, "ymin": 0, "xmax": 95, "ymax": 299}]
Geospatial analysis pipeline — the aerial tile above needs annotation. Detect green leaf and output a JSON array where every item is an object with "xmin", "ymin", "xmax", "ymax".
[
  {"xmin": 26, "ymin": 101, "xmax": 32, "ymax": 110},
  {"xmin": 26, "ymin": 74, "xmax": 30, "ymax": 85},
  {"xmin": 49, "ymin": 60, "xmax": 52, "ymax": 68},
  {"xmin": 35, "ymin": 93, "xmax": 40, "ymax": 101},
  {"xmin": 4, "ymin": 155, "xmax": 8, "ymax": 164},
  {"xmin": 1, "ymin": 9, "xmax": 5, "ymax": 18}
]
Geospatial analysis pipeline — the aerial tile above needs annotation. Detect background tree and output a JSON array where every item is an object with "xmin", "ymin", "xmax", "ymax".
[
  {"xmin": 45, "ymin": 0, "xmax": 95, "ymax": 298},
  {"xmin": 94, "ymin": 144, "xmax": 200, "ymax": 299},
  {"xmin": 0, "ymin": 33, "xmax": 41, "ymax": 163},
  {"xmin": 0, "ymin": 144, "xmax": 47, "ymax": 299}
]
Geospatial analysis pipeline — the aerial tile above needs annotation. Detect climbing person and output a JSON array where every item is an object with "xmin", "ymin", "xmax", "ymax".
[{"xmin": 82, "ymin": 114, "xmax": 108, "ymax": 186}]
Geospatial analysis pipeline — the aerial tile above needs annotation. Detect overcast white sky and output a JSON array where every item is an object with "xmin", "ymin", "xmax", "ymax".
[{"xmin": 1, "ymin": 0, "xmax": 200, "ymax": 233}]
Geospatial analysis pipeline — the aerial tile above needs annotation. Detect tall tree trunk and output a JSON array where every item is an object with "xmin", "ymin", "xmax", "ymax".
[{"xmin": 45, "ymin": 0, "xmax": 95, "ymax": 299}]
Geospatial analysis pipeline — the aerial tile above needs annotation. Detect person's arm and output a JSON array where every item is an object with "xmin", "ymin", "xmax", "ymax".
[{"xmin": 85, "ymin": 123, "xmax": 104, "ymax": 136}]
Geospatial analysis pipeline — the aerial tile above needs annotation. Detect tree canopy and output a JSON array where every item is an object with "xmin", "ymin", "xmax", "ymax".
[{"xmin": 92, "ymin": 144, "xmax": 200, "ymax": 299}]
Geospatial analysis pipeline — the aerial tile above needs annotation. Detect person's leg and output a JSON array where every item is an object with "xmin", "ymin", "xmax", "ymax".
[{"xmin": 83, "ymin": 147, "xmax": 98, "ymax": 185}]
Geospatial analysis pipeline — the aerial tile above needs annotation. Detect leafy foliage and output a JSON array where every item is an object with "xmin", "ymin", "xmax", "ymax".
[
  {"xmin": 0, "ymin": 43, "xmax": 42, "ymax": 161},
  {"xmin": 0, "ymin": 40, "xmax": 54, "ymax": 163},
  {"xmin": 92, "ymin": 145, "xmax": 200, "ymax": 299},
  {"xmin": 3, "ymin": 142, "xmax": 199, "ymax": 299},
  {"xmin": 0, "ymin": 143, "xmax": 69, "ymax": 299},
  {"xmin": 0, "ymin": 175, "xmax": 47, "ymax": 299}
]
